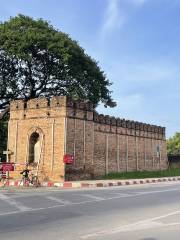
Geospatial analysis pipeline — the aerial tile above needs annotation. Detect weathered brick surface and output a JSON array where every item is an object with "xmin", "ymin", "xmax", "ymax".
[
  {"xmin": 65, "ymin": 103, "xmax": 167, "ymax": 179},
  {"xmin": 8, "ymin": 96, "xmax": 168, "ymax": 182},
  {"xmin": 118, "ymin": 134, "xmax": 127, "ymax": 172},
  {"xmin": 107, "ymin": 134, "xmax": 117, "ymax": 174},
  {"xmin": 93, "ymin": 131, "xmax": 106, "ymax": 176},
  {"xmin": 9, "ymin": 97, "xmax": 66, "ymax": 182}
]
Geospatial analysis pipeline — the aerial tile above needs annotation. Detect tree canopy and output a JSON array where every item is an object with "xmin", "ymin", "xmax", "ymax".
[
  {"xmin": 0, "ymin": 14, "xmax": 116, "ymax": 110},
  {"xmin": 167, "ymin": 132, "xmax": 180, "ymax": 155}
]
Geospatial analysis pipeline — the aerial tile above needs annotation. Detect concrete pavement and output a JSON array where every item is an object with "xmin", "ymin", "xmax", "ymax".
[{"xmin": 0, "ymin": 181, "xmax": 180, "ymax": 239}]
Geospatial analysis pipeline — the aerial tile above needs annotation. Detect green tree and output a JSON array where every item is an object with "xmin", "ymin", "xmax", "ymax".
[
  {"xmin": 0, "ymin": 14, "xmax": 116, "ymax": 110},
  {"xmin": 167, "ymin": 132, "xmax": 180, "ymax": 155}
]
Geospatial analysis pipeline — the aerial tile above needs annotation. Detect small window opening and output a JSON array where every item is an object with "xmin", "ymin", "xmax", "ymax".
[{"xmin": 28, "ymin": 132, "xmax": 40, "ymax": 164}]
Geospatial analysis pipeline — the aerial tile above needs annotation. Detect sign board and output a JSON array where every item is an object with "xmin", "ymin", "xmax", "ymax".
[
  {"xmin": 63, "ymin": 154, "xmax": 74, "ymax": 164},
  {"xmin": 3, "ymin": 151, "xmax": 12, "ymax": 155},
  {"xmin": 0, "ymin": 163, "xmax": 15, "ymax": 172}
]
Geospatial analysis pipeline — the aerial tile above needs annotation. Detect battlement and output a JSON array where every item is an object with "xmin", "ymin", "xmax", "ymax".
[
  {"xmin": 10, "ymin": 96, "xmax": 65, "ymax": 110},
  {"xmin": 93, "ymin": 112, "xmax": 165, "ymax": 134},
  {"xmin": 10, "ymin": 96, "xmax": 94, "ymax": 111},
  {"xmin": 10, "ymin": 96, "xmax": 165, "ymax": 137}
]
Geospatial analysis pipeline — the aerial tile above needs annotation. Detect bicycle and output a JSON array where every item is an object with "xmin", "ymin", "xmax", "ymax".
[
  {"xmin": 20, "ymin": 176, "xmax": 31, "ymax": 187},
  {"xmin": 30, "ymin": 174, "xmax": 40, "ymax": 187}
]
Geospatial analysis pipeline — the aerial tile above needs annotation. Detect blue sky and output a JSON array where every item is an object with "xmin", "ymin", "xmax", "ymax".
[{"xmin": 1, "ymin": 0, "xmax": 180, "ymax": 137}]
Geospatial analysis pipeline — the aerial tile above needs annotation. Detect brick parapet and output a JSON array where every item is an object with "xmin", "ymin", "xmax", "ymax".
[
  {"xmin": 93, "ymin": 112, "xmax": 165, "ymax": 140},
  {"xmin": 10, "ymin": 96, "xmax": 166, "ymax": 140},
  {"xmin": 10, "ymin": 96, "xmax": 67, "ymax": 120},
  {"xmin": 65, "ymin": 99, "xmax": 165, "ymax": 140},
  {"xmin": 10, "ymin": 96, "xmax": 67, "ymax": 111}
]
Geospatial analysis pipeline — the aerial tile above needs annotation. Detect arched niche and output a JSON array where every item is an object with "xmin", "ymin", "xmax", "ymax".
[
  {"xmin": 27, "ymin": 127, "xmax": 44, "ymax": 165},
  {"xmin": 29, "ymin": 132, "xmax": 40, "ymax": 164}
]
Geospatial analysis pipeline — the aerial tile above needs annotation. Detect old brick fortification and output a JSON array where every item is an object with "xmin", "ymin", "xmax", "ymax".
[{"xmin": 8, "ymin": 96, "xmax": 168, "ymax": 182}]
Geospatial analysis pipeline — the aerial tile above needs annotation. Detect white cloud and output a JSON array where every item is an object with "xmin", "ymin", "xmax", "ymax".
[
  {"xmin": 101, "ymin": 0, "xmax": 125, "ymax": 35},
  {"xmin": 101, "ymin": 0, "xmax": 148, "ymax": 36}
]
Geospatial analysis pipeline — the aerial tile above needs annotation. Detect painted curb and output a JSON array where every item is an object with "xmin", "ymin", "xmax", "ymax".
[{"xmin": 1, "ymin": 176, "xmax": 180, "ymax": 189}]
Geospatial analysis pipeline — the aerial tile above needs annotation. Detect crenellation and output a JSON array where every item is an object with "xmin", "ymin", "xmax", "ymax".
[
  {"xmin": 27, "ymin": 98, "xmax": 35, "ymax": 109},
  {"xmin": 91, "ymin": 112, "xmax": 165, "ymax": 138},
  {"xmin": 160, "ymin": 127, "xmax": 163, "ymax": 133},
  {"xmin": 143, "ymin": 124, "xmax": 147, "ymax": 131},
  {"xmin": 131, "ymin": 121, "xmax": 135, "ymax": 129},
  {"xmin": 140, "ymin": 123, "xmax": 144, "ymax": 131},
  {"xmin": 155, "ymin": 126, "xmax": 159, "ymax": 133},
  {"xmin": 99, "ymin": 114, "xmax": 105, "ymax": 124},
  {"xmin": 66, "ymin": 96, "xmax": 74, "ymax": 108},
  {"xmin": 10, "ymin": 101, "xmax": 17, "ymax": 111},
  {"xmin": 79, "ymin": 101, "xmax": 86, "ymax": 110},
  {"xmin": 50, "ymin": 96, "xmax": 62, "ymax": 107},
  {"xmin": 150, "ymin": 125, "xmax": 154, "ymax": 132},
  {"xmin": 17, "ymin": 100, "xmax": 25, "ymax": 110},
  {"xmin": 86, "ymin": 102, "xmax": 94, "ymax": 111},
  {"xmin": 125, "ymin": 120, "xmax": 128, "ymax": 128},
  {"xmin": 93, "ymin": 112, "xmax": 99, "ymax": 122},
  {"xmin": 116, "ymin": 118, "xmax": 121, "ymax": 127},
  {"xmin": 10, "ymin": 99, "xmax": 25, "ymax": 110},
  {"xmin": 10, "ymin": 97, "xmax": 166, "ymax": 139},
  {"xmin": 66, "ymin": 97, "xmax": 94, "ymax": 112},
  {"xmin": 122, "ymin": 119, "xmax": 126, "ymax": 128},
  {"xmin": 105, "ymin": 115, "xmax": 111, "ymax": 125},
  {"xmin": 27, "ymin": 97, "xmax": 48, "ymax": 109},
  {"xmin": 37, "ymin": 97, "xmax": 49, "ymax": 108},
  {"xmin": 146, "ymin": 124, "xmax": 150, "ymax": 132},
  {"xmin": 159, "ymin": 127, "xmax": 163, "ymax": 134},
  {"xmin": 110, "ymin": 117, "xmax": 116, "ymax": 126},
  {"xmin": 74, "ymin": 100, "xmax": 81, "ymax": 109},
  {"xmin": 135, "ymin": 121, "xmax": 139, "ymax": 130}
]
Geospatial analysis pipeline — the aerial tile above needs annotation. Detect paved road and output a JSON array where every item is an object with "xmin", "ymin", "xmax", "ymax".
[{"xmin": 0, "ymin": 182, "xmax": 180, "ymax": 240}]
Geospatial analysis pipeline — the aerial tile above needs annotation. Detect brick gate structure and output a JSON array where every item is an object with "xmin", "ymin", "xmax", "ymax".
[{"xmin": 8, "ymin": 96, "xmax": 168, "ymax": 182}]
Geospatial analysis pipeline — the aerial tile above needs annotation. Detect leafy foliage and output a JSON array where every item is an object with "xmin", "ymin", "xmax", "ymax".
[
  {"xmin": 167, "ymin": 132, "xmax": 180, "ymax": 155},
  {"xmin": 0, "ymin": 14, "xmax": 116, "ymax": 110}
]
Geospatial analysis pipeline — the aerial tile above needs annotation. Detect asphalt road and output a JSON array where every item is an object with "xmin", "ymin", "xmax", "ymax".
[{"xmin": 0, "ymin": 182, "xmax": 180, "ymax": 240}]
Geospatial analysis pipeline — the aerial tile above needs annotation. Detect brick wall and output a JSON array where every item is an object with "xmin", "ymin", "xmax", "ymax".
[
  {"xmin": 8, "ymin": 96, "xmax": 168, "ymax": 182},
  {"xmin": 65, "ymin": 97, "xmax": 168, "ymax": 180}
]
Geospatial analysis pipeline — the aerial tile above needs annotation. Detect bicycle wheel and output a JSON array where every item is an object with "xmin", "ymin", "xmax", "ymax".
[
  {"xmin": 33, "ymin": 177, "xmax": 40, "ymax": 187},
  {"xmin": 24, "ymin": 177, "xmax": 30, "ymax": 187}
]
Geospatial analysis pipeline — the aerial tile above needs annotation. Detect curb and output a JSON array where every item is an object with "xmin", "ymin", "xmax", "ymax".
[{"xmin": 1, "ymin": 176, "xmax": 180, "ymax": 189}]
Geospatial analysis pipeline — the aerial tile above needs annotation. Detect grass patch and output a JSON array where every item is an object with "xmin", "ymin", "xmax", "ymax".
[{"xmin": 102, "ymin": 168, "xmax": 180, "ymax": 180}]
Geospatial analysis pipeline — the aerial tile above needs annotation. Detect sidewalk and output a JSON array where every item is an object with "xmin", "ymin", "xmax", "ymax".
[{"xmin": 1, "ymin": 176, "xmax": 180, "ymax": 189}]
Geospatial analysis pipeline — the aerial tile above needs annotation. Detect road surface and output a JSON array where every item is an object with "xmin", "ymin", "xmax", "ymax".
[{"xmin": 0, "ymin": 182, "xmax": 180, "ymax": 239}]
